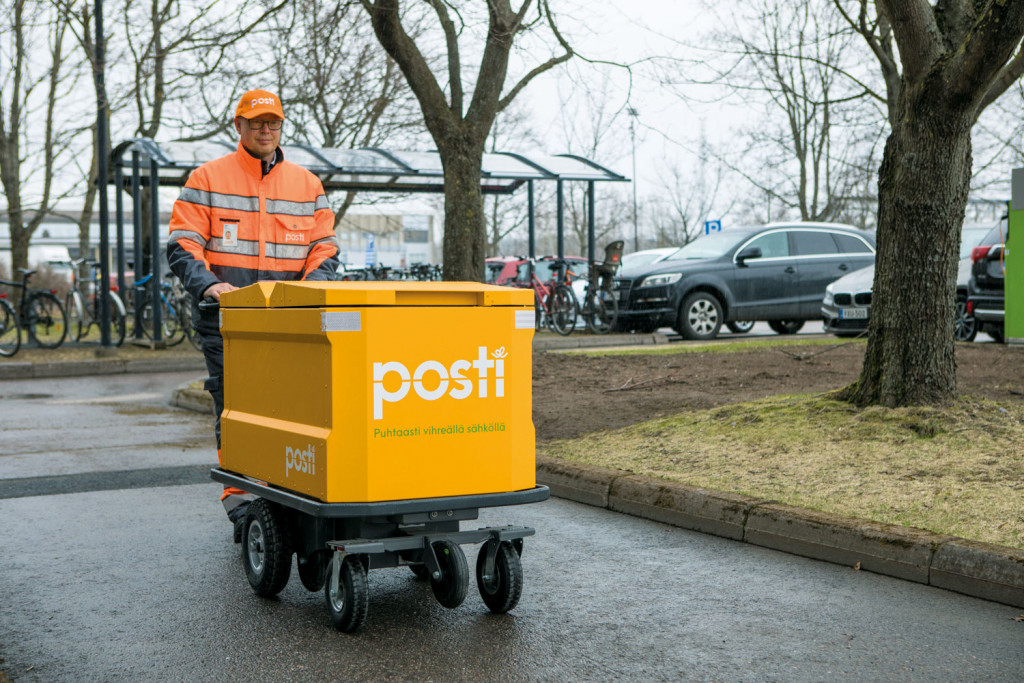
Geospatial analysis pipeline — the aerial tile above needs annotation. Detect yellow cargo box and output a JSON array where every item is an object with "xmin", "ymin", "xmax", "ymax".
[{"xmin": 218, "ymin": 280, "xmax": 536, "ymax": 503}]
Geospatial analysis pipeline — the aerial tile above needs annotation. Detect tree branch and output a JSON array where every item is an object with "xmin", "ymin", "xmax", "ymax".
[
  {"xmin": 496, "ymin": 0, "xmax": 572, "ymax": 112},
  {"xmin": 875, "ymin": 0, "xmax": 939, "ymax": 83},
  {"xmin": 427, "ymin": 0, "xmax": 463, "ymax": 115}
]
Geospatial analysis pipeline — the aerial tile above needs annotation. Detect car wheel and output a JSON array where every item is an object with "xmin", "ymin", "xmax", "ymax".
[
  {"xmin": 675, "ymin": 292, "xmax": 723, "ymax": 340},
  {"xmin": 768, "ymin": 320, "xmax": 804, "ymax": 335},
  {"xmin": 954, "ymin": 296, "xmax": 978, "ymax": 342},
  {"xmin": 726, "ymin": 320, "xmax": 755, "ymax": 334}
]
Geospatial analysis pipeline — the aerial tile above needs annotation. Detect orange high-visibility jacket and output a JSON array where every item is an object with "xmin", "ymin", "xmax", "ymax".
[{"xmin": 167, "ymin": 144, "xmax": 339, "ymax": 302}]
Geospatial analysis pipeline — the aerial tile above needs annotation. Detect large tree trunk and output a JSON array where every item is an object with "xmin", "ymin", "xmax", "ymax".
[
  {"xmin": 840, "ymin": 94, "xmax": 973, "ymax": 406},
  {"xmin": 439, "ymin": 142, "xmax": 486, "ymax": 282}
]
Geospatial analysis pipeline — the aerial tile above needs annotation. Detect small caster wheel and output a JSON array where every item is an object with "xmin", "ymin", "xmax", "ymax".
[
  {"xmin": 324, "ymin": 554, "xmax": 369, "ymax": 632},
  {"xmin": 243, "ymin": 498, "xmax": 291, "ymax": 597},
  {"xmin": 429, "ymin": 540, "xmax": 468, "ymax": 609},
  {"xmin": 476, "ymin": 540, "xmax": 523, "ymax": 613}
]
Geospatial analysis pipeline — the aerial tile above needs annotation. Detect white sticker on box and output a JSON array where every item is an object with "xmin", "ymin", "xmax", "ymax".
[
  {"xmin": 514, "ymin": 309, "xmax": 535, "ymax": 329},
  {"xmin": 321, "ymin": 311, "xmax": 361, "ymax": 332}
]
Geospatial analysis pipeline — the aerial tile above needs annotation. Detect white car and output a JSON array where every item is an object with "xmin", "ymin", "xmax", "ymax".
[{"xmin": 822, "ymin": 221, "xmax": 1003, "ymax": 341}]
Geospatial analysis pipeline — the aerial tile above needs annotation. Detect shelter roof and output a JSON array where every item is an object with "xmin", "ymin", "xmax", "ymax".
[{"xmin": 111, "ymin": 138, "xmax": 627, "ymax": 194}]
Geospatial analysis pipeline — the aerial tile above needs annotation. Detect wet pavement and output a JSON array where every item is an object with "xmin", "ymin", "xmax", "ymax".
[{"xmin": 1, "ymin": 372, "xmax": 1022, "ymax": 680}]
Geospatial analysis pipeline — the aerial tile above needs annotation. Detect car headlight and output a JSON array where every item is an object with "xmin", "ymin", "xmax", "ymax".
[
  {"xmin": 639, "ymin": 273, "xmax": 682, "ymax": 288},
  {"xmin": 823, "ymin": 284, "xmax": 834, "ymax": 306}
]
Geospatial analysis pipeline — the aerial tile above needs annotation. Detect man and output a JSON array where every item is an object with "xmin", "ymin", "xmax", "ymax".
[{"xmin": 167, "ymin": 89, "xmax": 340, "ymax": 540}]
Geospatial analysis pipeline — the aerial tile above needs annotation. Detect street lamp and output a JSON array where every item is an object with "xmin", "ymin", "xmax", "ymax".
[{"xmin": 628, "ymin": 107, "xmax": 639, "ymax": 252}]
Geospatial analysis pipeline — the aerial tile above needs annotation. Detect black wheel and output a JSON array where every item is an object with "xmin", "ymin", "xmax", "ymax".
[
  {"xmin": 0, "ymin": 300, "xmax": 21, "ymax": 357},
  {"xmin": 533, "ymin": 290, "xmax": 545, "ymax": 331},
  {"xmin": 66, "ymin": 290, "xmax": 88, "ymax": 341},
  {"xmin": 726, "ymin": 320, "xmax": 755, "ymax": 334},
  {"xmin": 139, "ymin": 301, "xmax": 182, "ymax": 344},
  {"xmin": 109, "ymin": 292, "xmax": 128, "ymax": 346},
  {"xmin": 675, "ymin": 291, "xmax": 723, "ymax": 340},
  {"xmin": 475, "ymin": 541, "xmax": 523, "ymax": 614},
  {"xmin": 298, "ymin": 551, "xmax": 329, "ymax": 592},
  {"xmin": 768, "ymin": 320, "xmax": 804, "ymax": 335},
  {"xmin": 429, "ymin": 540, "xmax": 469, "ymax": 609},
  {"xmin": 547, "ymin": 285, "xmax": 578, "ymax": 336},
  {"xmin": 584, "ymin": 289, "xmax": 618, "ymax": 335},
  {"xmin": 955, "ymin": 296, "xmax": 977, "ymax": 342},
  {"xmin": 324, "ymin": 554, "xmax": 369, "ymax": 633},
  {"xmin": 242, "ymin": 499, "xmax": 291, "ymax": 597},
  {"xmin": 25, "ymin": 292, "xmax": 68, "ymax": 348}
]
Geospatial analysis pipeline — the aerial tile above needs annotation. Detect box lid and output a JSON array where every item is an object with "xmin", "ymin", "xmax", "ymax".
[{"xmin": 220, "ymin": 280, "xmax": 534, "ymax": 308}]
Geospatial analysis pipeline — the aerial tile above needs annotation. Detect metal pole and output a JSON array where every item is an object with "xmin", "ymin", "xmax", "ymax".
[
  {"xmin": 556, "ymin": 180, "xmax": 565, "ymax": 259},
  {"xmin": 628, "ymin": 107, "xmax": 639, "ymax": 252},
  {"xmin": 587, "ymin": 181, "xmax": 596, "ymax": 267},
  {"xmin": 528, "ymin": 180, "xmax": 535, "ymax": 259},
  {"xmin": 94, "ymin": 0, "xmax": 111, "ymax": 348},
  {"xmin": 114, "ymin": 164, "xmax": 127, "ymax": 298},
  {"xmin": 131, "ymin": 151, "xmax": 144, "ymax": 341},
  {"xmin": 149, "ymin": 156, "xmax": 163, "ymax": 345}
]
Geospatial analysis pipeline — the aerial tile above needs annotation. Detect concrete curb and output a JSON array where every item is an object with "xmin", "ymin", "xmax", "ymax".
[
  {"xmin": 536, "ymin": 455, "xmax": 1024, "ymax": 609},
  {"xmin": 170, "ymin": 382, "xmax": 214, "ymax": 414},
  {"xmin": 0, "ymin": 356, "xmax": 206, "ymax": 380}
]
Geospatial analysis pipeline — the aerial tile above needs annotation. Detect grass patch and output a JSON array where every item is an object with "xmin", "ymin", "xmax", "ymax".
[
  {"xmin": 539, "ymin": 394, "xmax": 1024, "ymax": 548},
  {"xmin": 567, "ymin": 337, "xmax": 866, "ymax": 357}
]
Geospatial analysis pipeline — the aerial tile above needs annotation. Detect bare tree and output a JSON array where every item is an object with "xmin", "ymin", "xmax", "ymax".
[
  {"xmin": 833, "ymin": 0, "xmax": 1024, "ymax": 406},
  {"xmin": 706, "ymin": 0, "xmax": 883, "ymax": 224},
  {"xmin": 650, "ymin": 137, "xmax": 731, "ymax": 247},
  {"xmin": 360, "ymin": 0, "xmax": 573, "ymax": 281},
  {"xmin": 0, "ymin": 0, "xmax": 81, "ymax": 277},
  {"xmin": 552, "ymin": 74, "xmax": 632, "ymax": 256},
  {"xmin": 267, "ymin": 0, "xmax": 427, "ymax": 226},
  {"xmin": 481, "ymin": 103, "xmax": 542, "ymax": 255}
]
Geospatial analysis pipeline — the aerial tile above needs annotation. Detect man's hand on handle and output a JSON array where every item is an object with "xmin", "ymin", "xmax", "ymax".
[{"xmin": 203, "ymin": 282, "xmax": 239, "ymax": 302}]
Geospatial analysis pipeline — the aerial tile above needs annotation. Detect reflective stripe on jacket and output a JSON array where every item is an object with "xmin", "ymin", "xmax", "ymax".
[{"xmin": 166, "ymin": 143, "xmax": 340, "ymax": 301}]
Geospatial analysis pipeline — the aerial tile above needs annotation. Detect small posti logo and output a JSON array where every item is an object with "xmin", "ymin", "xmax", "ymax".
[
  {"xmin": 284, "ymin": 232, "xmax": 306, "ymax": 243},
  {"xmin": 372, "ymin": 346, "xmax": 507, "ymax": 420},
  {"xmin": 285, "ymin": 443, "xmax": 316, "ymax": 477},
  {"xmin": 251, "ymin": 96, "xmax": 276, "ymax": 108}
]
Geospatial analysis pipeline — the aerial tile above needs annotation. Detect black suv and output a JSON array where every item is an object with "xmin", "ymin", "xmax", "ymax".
[
  {"xmin": 967, "ymin": 218, "xmax": 1009, "ymax": 343},
  {"xmin": 615, "ymin": 222, "xmax": 876, "ymax": 339}
]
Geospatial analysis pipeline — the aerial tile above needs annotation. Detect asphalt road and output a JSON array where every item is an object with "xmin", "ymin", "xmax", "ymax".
[{"xmin": 1, "ymin": 371, "xmax": 1022, "ymax": 681}]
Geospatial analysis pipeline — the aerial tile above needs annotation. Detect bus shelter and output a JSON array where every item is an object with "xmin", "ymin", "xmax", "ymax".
[{"xmin": 107, "ymin": 137, "xmax": 628, "ymax": 341}]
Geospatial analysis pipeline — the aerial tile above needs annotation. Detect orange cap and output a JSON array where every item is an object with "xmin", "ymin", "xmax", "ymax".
[{"xmin": 235, "ymin": 89, "xmax": 285, "ymax": 120}]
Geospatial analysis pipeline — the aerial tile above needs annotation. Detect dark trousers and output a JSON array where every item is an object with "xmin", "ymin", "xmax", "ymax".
[{"xmin": 199, "ymin": 330, "xmax": 224, "ymax": 448}]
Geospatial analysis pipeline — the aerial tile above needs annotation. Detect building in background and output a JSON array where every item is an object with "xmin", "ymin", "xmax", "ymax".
[{"xmin": 1, "ymin": 203, "xmax": 438, "ymax": 276}]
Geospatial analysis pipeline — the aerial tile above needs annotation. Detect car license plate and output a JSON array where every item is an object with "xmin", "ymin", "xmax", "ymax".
[{"xmin": 839, "ymin": 307, "xmax": 868, "ymax": 320}]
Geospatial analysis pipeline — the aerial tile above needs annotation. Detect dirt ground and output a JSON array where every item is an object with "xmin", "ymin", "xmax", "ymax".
[{"xmin": 532, "ymin": 341, "xmax": 1024, "ymax": 441}]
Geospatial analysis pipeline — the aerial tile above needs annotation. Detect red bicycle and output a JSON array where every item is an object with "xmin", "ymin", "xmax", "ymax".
[{"xmin": 523, "ymin": 257, "xmax": 577, "ymax": 335}]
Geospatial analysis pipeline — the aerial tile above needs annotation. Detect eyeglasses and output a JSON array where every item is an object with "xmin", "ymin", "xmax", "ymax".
[{"xmin": 245, "ymin": 119, "xmax": 283, "ymax": 131}]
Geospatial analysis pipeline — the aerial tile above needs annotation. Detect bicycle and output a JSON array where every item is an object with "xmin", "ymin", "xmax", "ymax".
[
  {"xmin": 65, "ymin": 258, "xmax": 128, "ymax": 346},
  {"xmin": 524, "ymin": 257, "xmax": 577, "ymax": 336},
  {"xmin": 0, "ymin": 268, "xmax": 68, "ymax": 348},
  {"xmin": 0, "ymin": 293, "xmax": 21, "ymax": 357},
  {"xmin": 127, "ymin": 272, "xmax": 187, "ymax": 346},
  {"xmin": 166, "ymin": 274, "xmax": 201, "ymax": 351},
  {"xmin": 576, "ymin": 240, "xmax": 623, "ymax": 335}
]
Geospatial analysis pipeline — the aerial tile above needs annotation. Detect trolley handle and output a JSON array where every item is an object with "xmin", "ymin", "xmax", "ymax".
[{"xmin": 197, "ymin": 297, "xmax": 219, "ymax": 312}]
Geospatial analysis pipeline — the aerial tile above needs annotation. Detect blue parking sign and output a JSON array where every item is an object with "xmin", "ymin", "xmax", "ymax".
[
  {"xmin": 704, "ymin": 220, "xmax": 722, "ymax": 235},
  {"xmin": 365, "ymin": 233, "xmax": 376, "ymax": 267}
]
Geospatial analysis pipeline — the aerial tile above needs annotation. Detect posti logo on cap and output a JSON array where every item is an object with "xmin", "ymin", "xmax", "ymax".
[{"xmin": 236, "ymin": 89, "xmax": 285, "ymax": 119}]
